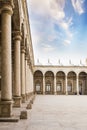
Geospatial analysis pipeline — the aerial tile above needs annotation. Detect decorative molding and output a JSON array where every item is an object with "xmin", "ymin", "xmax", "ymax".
[
  {"xmin": 13, "ymin": 31, "xmax": 22, "ymax": 41},
  {"xmin": 21, "ymin": 45, "xmax": 25, "ymax": 53},
  {"xmin": 0, "ymin": 0, "xmax": 14, "ymax": 8},
  {"xmin": 0, "ymin": 0, "xmax": 14, "ymax": 15}
]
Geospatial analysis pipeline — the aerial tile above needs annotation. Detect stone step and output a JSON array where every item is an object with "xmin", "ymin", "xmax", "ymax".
[{"xmin": 0, "ymin": 116, "xmax": 19, "ymax": 122}]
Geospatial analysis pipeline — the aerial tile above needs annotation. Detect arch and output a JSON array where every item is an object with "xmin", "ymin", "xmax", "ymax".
[
  {"xmin": 34, "ymin": 70, "xmax": 43, "ymax": 77},
  {"xmin": 79, "ymin": 71, "xmax": 87, "ymax": 77},
  {"xmin": 67, "ymin": 71, "xmax": 76, "ymax": 95},
  {"xmin": 56, "ymin": 71, "xmax": 65, "ymax": 94},
  {"xmin": 34, "ymin": 70, "xmax": 43, "ymax": 94},
  {"xmin": 45, "ymin": 71, "xmax": 54, "ymax": 94},
  {"xmin": 79, "ymin": 72, "xmax": 87, "ymax": 95},
  {"xmin": 45, "ymin": 71, "xmax": 54, "ymax": 77},
  {"xmin": 56, "ymin": 71, "xmax": 65, "ymax": 77},
  {"xmin": 67, "ymin": 71, "xmax": 76, "ymax": 79}
]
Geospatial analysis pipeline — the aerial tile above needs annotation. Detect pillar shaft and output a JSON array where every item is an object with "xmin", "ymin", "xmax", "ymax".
[
  {"xmin": 43, "ymin": 76, "xmax": 45, "ymax": 94},
  {"xmin": 27, "ymin": 62, "xmax": 30, "ymax": 94},
  {"xmin": 25, "ymin": 56, "xmax": 29, "ymax": 100},
  {"xmin": 65, "ymin": 75, "xmax": 68, "ymax": 95},
  {"xmin": 0, "ymin": 2, "xmax": 13, "ymax": 117},
  {"xmin": 13, "ymin": 32, "xmax": 21, "ymax": 107},
  {"xmin": 1, "ymin": 5, "xmax": 13, "ymax": 101},
  {"xmin": 21, "ymin": 46, "xmax": 26, "ymax": 102},
  {"xmin": 54, "ymin": 76, "xmax": 56, "ymax": 95},
  {"xmin": 76, "ymin": 75, "xmax": 79, "ymax": 95}
]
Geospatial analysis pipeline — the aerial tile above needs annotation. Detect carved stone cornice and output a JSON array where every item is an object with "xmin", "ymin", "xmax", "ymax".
[
  {"xmin": 21, "ymin": 45, "xmax": 25, "ymax": 54},
  {"xmin": 0, "ymin": 0, "xmax": 14, "ymax": 15},
  {"xmin": 0, "ymin": 0, "xmax": 14, "ymax": 7},
  {"xmin": 13, "ymin": 31, "xmax": 22, "ymax": 41}
]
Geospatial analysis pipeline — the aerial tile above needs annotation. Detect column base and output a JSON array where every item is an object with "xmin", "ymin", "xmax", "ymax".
[
  {"xmin": 54, "ymin": 92, "xmax": 57, "ymax": 95},
  {"xmin": 0, "ymin": 101, "xmax": 13, "ymax": 117},
  {"xmin": 13, "ymin": 96, "xmax": 21, "ymax": 107},
  {"xmin": 77, "ymin": 92, "xmax": 79, "ymax": 95},
  {"xmin": 43, "ymin": 92, "xmax": 45, "ymax": 95},
  {"xmin": 66, "ymin": 91, "xmax": 68, "ymax": 95},
  {"xmin": 26, "ymin": 94, "xmax": 29, "ymax": 101},
  {"xmin": 21, "ymin": 94, "xmax": 26, "ymax": 103}
]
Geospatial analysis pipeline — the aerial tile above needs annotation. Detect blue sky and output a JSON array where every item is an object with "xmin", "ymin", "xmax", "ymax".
[{"xmin": 27, "ymin": 0, "xmax": 87, "ymax": 65}]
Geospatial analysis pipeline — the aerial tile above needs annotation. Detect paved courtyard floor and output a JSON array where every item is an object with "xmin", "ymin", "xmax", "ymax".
[{"xmin": 0, "ymin": 95, "xmax": 87, "ymax": 130}]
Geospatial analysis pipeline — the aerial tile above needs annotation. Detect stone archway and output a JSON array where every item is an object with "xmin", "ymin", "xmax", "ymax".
[
  {"xmin": 56, "ymin": 71, "xmax": 65, "ymax": 95},
  {"xmin": 45, "ymin": 71, "xmax": 54, "ymax": 94},
  {"xmin": 79, "ymin": 72, "xmax": 87, "ymax": 95},
  {"xmin": 34, "ymin": 70, "xmax": 43, "ymax": 94},
  {"xmin": 67, "ymin": 71, "xmax": 76, "ymax": 95}
]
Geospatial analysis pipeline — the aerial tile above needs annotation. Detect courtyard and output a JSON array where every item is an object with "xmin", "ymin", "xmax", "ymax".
[{"xmin": 0, "ymin": 95, "xmax": 87, "ymax": 130}]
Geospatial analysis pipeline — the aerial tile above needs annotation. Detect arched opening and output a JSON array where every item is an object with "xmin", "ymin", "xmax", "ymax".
[
  {"xmin": 68, "ymin": 81, "xmax": 72, "ymax": 92},
  {"xmin": 56, "ymin": 71, "xmax": 65, "ymax": 95},
  {"xmin": 67, "ymin": 71, "xmax": 76, "ymax": 95},
  {"xmin": 79, "ymin": 72, "xmax": 87, "ymax": 95},
  {"xmin": 34, "ymin": 70, "xmax": 43, "ymax": 94},
  {"xmin": 45, "ymin": 71, "xmax": 54, "ymax": 94}
]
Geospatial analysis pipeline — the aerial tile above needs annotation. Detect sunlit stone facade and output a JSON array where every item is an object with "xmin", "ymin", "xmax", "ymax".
[
  {"xmin": 0, "ymin": 0, "xmax": 34, "ymax": 117},
  {"xmin": 0, "ymin": 0, "xmax": 87, "ymax": 119},
  {"xmin": 33, "ymin": 66, "xmax": 87, "ymax": 95}
]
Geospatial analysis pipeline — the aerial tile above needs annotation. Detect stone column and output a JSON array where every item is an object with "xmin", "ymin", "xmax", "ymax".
[
  {"xmin": 0, "ymin": 1, "xmax": 13, "ymax": 117},
  {"xmin": 21, "ymin": 45, "xmax": 26, "ymax": 103},
  {"xmin": 25, "ymin": 55, "xmax": 28, "ymax": 100},
  {"xmin": 76, "ymin": 75, "xmax": 79, "ymax": 95},
  {"xmin": 43, "ymin": 76, "xmax": 45, "ymax": 95},
  {"xmin": 13, "ymin": 32, "xmax": 21, "ymax": 107},
  {"xmin": 54, "ymin": 76, "xmax": 56, "ymax": 95},
  {"xmin": 27, "ymin": 61, "xmax": 30, "ymax": 98},
  {"xmin": 65, "ymin": 75, "xmax": 68, "ymax": 95}
]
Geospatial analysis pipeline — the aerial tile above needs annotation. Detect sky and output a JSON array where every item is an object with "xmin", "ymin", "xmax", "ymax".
[{"xmin": 27, "ymin": 0, "xmax": 87, "ymax": 66}]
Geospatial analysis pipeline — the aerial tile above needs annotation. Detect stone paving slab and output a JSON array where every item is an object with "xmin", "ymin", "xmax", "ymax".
[{"xmin": 0, "ymin": 95, "xmax": 87, "ymax": 130}]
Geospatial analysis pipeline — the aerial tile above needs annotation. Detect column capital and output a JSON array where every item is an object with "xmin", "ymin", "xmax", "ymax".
[
  {"xmin": 65, "ymin": 74, "xmax": 67, "ymax": 77},
  {"xmin": 25, "ymin": 54, "xmax": 28, "ymax": 61},
  {"xmin": 76, "ymin": 74, "xmax": 79, "ymax": 79},
  {"xmin": 27, "ymin": 60, "xmax": 31, "ymax": 68},
  {"xmin": 43, "ymin": 75, "xmax": 45, "ymax": 78},
  {"xmin": 0, "ymin": 0, "xmax": 14, "ymax": 15},
  {"xmin": 13, "ymin": 31, "xmax": 22, "ymax": 41},
  {"xmin": 21, "ymin": 45, "xmax": 25, "ymax": 53},
  {"xmin": 54, "ymin": 75, "xmax": 56, "ymax": 78}
]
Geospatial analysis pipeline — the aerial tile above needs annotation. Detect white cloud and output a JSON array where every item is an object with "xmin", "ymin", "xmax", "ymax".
[
  {"xmin": 27, "ymin": 0, "xmax": 86, "ymax": 65},
  {"xmin": 28, "ymin": 0, "xmax": 73, "ymax": 42},
  {"xmin": 63, "ymin": 40, "xmax": 71, "ymax": 46},
  {"xmin": 71, "ymin": 0, "xmax": 85, "ymax": 15},
  {"xmin": 41, "ymin": 44, "xmax": 55, "ymax": 52}
]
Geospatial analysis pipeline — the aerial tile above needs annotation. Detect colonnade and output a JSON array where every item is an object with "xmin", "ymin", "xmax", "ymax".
[
  {"xmin": 34, "ymin": 70, "xmax": 87, "ymax": 95},
  {"xmin": 0, "ymin": 1, "xmax": 34, "ymax": 117},
  {"xmin": 42, "ymin": 75, "xmax": 80, "ymax": 95}
]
